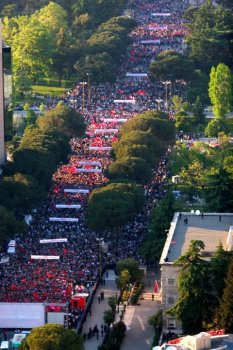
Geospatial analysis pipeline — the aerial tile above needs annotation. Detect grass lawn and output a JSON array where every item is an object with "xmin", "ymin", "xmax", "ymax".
[{"xmin": 31, "ymin": 85, "xmax": 66, "ymax": 97}]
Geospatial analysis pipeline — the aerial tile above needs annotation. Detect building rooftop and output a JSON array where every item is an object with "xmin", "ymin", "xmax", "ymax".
[{"xmin": 160, "ymin": 213, "xmax": 233, "ymax": 264}]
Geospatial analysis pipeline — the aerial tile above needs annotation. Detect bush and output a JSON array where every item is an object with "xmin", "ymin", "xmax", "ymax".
[{"xmin": 131, "ymin": 283, "xmax": 144, "ymax": 305}]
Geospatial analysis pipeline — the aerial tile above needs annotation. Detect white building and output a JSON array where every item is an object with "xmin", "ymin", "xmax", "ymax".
[{"xmin": 160, "ymin": 212, "xmax": 233, "ymax": 334}]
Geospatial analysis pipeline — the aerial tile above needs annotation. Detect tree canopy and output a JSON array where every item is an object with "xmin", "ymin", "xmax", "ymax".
[{"xmin": 20, "ymin": 324, "xmax": 84, "ymax": 350}]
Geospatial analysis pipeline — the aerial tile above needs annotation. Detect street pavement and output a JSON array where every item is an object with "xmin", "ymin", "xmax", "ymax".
[
  {"xmin": 82, "ymin": 269, "xmax": 119, "ymax": 350},
  {"xmin": 120, "ymin": 268, "xmax": 162, "ymax": 350}
]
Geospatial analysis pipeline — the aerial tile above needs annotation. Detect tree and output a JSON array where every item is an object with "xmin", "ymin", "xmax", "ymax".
[
  {"xmin": 0, "ymin": 206, "xmax": 26, "ymax": 245},
  {"xmin": 20, "ymin": 324, "xmax": 84, "ymax": 350},
  {"xmin": 175, "ymin": 112, "xmax": 192, "ymax": 133},
  {"xmin": 149, "ymin": 51, "xmax": 195, "ymax": 81},
  {"xmin": 87, "ymin": 182, "xmax": 145, "ymax": 231},
  {"xmin": 204, "ymin": 167, "xmax": 233, "ymax": 212},
  {"xmin": 0, "ymin": 173, "xmax": 46, "ymax": 212},
  {"xmin": 208, "ymin": 63, "xmax": 232, "ymax": 119},
  {"xmin": 116, "ymin": 269, "xmax": 131, "ymax": 290},
  {"xmin": 180, "ymin": 160, "xmax": 205, "ymax": 193},
  {"xmin": 116, "ymin": 258, "xmax": 144, "ymax": 282},
  {"xmin": 168, "ymin": 240, "xmax": 212, "ymax": 334},
  {"xmin": 108, "ymin": 157, "xmax": 152, "ymax": 183},
  {"xmin": 185, "ymin": 1, "xmax": 233, "ymax": 70},
  {"xmin": 217, "ymin": 258, "xmax": 233, "ymax": 332},
  {"xmin": 37, "ymin": 103, "xmax": 85, "ymax": 137},
  {"xmin": 205, "ymin": 117, "xmax": 229, "ymax": 137},
  {"xmin": 192, "ymin": 96, "xmax": 205, "ymax": 125},
  {"xmin": 103, "ymin": 309, "xmax": 115, "ymax": 328}
]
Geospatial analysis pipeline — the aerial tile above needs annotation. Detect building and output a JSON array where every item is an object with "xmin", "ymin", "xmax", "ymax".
[
  {"xmin": 160, "ymin": 212, "xmax": 233, "ymax": 334},
  {"xmin": 0, "ymin": 19, "xmax": 12, "ymax": 166}
]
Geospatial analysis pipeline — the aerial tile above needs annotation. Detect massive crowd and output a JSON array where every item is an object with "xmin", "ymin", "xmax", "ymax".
[{"xmin": 0, "ymin": 0, "xmax": 189, "ymax": 319}]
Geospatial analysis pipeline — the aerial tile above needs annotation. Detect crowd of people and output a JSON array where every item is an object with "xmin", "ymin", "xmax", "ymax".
[{"xmin": 0, "ymin": 0, "xmax": 190, "ymax": 325}]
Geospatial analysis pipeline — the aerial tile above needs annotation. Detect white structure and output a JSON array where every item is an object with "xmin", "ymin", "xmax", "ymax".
[{"xmin": 160, "ymin": 213, "xmax": 233, "ymax": 333}]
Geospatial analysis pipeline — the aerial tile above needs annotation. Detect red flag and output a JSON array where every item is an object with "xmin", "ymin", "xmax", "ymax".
[{"xmin": 154, "ymin": 280, "xmax": 159, "ymax": 293}]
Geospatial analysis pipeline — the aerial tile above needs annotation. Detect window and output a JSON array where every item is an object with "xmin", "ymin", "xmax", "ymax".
[
  {"xmin": 167, "ymin": 318, "xmax": 176, "ymax": 329},
  {"xmin": 167, "ymin": 278, "xmax": 175, "ymax": 285},
  {"xmin": 167, "ymin": 296, "xmax": 175, "ymax": 305}
]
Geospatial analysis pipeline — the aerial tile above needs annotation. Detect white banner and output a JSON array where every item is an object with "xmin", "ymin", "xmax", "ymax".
[
  {"xmin": 148, "ymin": 25, "xmax": 168, "ymax": 31},
  {"xmin": 40, "ymin": 238, "xmax": 68, "ymax": 243},
  {"xmin": 126, "ymin": 73, "xmax": 147, "ymax": 78},
  {"xmin": 78, "ymin": 161, "xmax": 101, "ymax": 166},
  {"xmin": 49, "ymin": 217, "xmax": 79, "ymax": 222},
  {"xmin": 64, "ymin": 189, "xmax": 89, "ymax": 194},
  {"xmin": 151, "ymin": 13, "xmax": 171, "ymax": 16},
  {"xmin": 141, "ymin": 40, "xmax": 161, "ymax": 44},
  {"xmin": 76, "ymin": 168, "xmax": 102, "ymax": 173},
  {"xmin": 114, "ymin": 99, "xmax": 136, "ymax": 103},
  {"xmin": 31, "ymin": 255, "xmax": 60, "ymax": 260},
  {"xmin": 89, "ymin": 146, "xmax": 112, "ymax": 151},
  {"xmin": 94, "ymin": 129, "xmax": 118, "ymax": 133},
  {"xmin": 101, "ymin": 118, "xmax": 127, "ymax": 122},
  {"xmin": 55, "ymin": 204, "xmax": 81, "ymax": 209}
]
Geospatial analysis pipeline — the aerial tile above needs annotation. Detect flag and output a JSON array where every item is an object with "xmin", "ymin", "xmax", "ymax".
[{"xmin": 154, "ymin": 280, "xmax": 159, "ymax": 293}]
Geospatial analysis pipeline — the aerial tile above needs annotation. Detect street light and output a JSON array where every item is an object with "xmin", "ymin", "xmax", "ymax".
[
  {"xmin": 86, "ymin": 72, "xmax": 92, "ymax": 107},
  {"xmin": 162, "ymin": 80, "xmax": 171, "ymax": 112},
  {"xmin": 80, "ymin": 81, "xmax": 87, "ymax": 113}
]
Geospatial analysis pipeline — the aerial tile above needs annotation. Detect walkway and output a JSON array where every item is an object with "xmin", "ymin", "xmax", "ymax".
[
  {"xmin": 82, "ymin": 269, "xmax": 119, "ymax": 350},
  {"xmin": 120, "ymin": 268, "xmax": 162, "ymax": 350}
]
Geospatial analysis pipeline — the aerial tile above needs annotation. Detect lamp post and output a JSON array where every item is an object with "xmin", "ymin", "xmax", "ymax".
[
  {"xmin": 80, "ymin": 81, "xmax": 87, "ymax": 113},
  {"xmin": 86, "ymin": 72, "xmax": 92, "ymax": 107},
  {"xmin": 162, "ymin": 80, "xmax": 171, "ymax": 112}
]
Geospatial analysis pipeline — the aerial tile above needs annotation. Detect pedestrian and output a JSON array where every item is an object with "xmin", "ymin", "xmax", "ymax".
[
  {"xmin": 152, "ymin": 294, "xmax": 154, "ymax": 301},
  {"xmin": 219, "ymin": 215, "xmax": 222, "ymax": 222},
  {"xmin": 98, "ymin": 295, "xmax": 101, "ymax": 303}
]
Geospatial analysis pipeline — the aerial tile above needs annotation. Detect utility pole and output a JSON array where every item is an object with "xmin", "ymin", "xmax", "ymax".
[{"xmin": 80, "ymin": 81, "xmax": 87, "ymax": 113}]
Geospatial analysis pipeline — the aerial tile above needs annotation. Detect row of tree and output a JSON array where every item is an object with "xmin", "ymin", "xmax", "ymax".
[
  {"xmin": 149, "ymin": 1, "xmax": 233, "ymax": 107},
  {"xmin": 2, "ymin": 1, "xmax": 134, "ymax": 91},
  {"xmin": 170, "ymin": 133, "xmax": 233, "ymax": 212},
  {"xmin": 85, "ymin": 110, "xmax": 175, "ymax": 233},
  {"xmin": 0, "ymin": 103, "xmax": 85, "ymax": 246}
]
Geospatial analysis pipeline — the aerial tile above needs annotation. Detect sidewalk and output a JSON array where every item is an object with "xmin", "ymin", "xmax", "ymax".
[
  {"xmin": 81, "ymin": 269, "xmax": 119, "ymax": 350},
  {"xmin": 120, "ymin": 268, "xmax": 162, "ymax": 350}
]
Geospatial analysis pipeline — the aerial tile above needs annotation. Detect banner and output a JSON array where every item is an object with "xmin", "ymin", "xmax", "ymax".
[
  {"xmin": 55, "ymin": 204, "xmax": 81, "ymax": 209},
  {"xmin": 76, "ymin": 168, "xmax": 102, "ymax": 173},
  {"xmin": 49, "ymin": 217, "xmax": 79, "ymax": 222},
  {"xmin": 64, "ymin": 189, "xmax": 89, "ymax": 194},
  {"xmin": 101, "ymin": 118, "xmax": 127, "ymax": 122},
  {"xmin": 148, "ymin": 25, "xmax": 168, "ymax": 31},
  {"xmin": 126, "ymin": 73, "xmax": 147, "ymax": 77},
  {"xmin": 89, "ymin": 146, "xmax": 111, "ymax": 150},
  {"xmin": 114, "ymin": 99, "xmax": 136, "ymax": 103},
  {"xmin": 31, "ymin": 255, "xmax": 60, "ymax": 260},
  {"xmin": 40, "ymin": 238, "xmax": 68, "ymax": 243},
  {"xmin": 141, "ymin": 40, "xmax": 160, "ymax": 44},
  {"xmin": 78, "ymin": 161, "xmax": 101, "ymax": 166},
  {"xmin": 94, "ymin": 129, "xmax": 118, "ymax": 133},
  {"xmin": 151, "ymin": 13, "xmax": 171, "ymax": 16}
]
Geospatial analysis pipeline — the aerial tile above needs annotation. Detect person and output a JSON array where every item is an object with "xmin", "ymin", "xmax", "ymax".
[{"xmin": 152, "ymin": 294, "xmax": 154, "ymax": 301}]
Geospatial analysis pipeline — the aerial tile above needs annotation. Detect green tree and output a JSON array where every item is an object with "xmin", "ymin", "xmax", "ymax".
[
  {"xmin": 20, "ymin": 324, "xmax": 84, "ymax": 350},
  {"xmin": 116, "ymin": 258, "xmax": 144, "ymax": 282},
  {"xmin": 149, "ymin": 51, "xmax": 194, "ymax": 81},
  {"xmin": 103, "ymin": 310, "xmax": 115, "ymax": 328},
  {"xmin": 192, "ymin": 96, "xmax": 205, "ymax": 125},
  {"xmin": 87, "ymin": 182, "xmax": 145, "ymax": 231},
  {"xmin": 208, "ymin": 63, "xmax": 232, "ymax": 119},
  {"xmin": 168, "ymin": 240, "xmax": 211, "ymax": 334},
  {"xmin": 108, "ymin": 157, "xmax": 152, "ymax": 183},
  {"xmin": 217, "ymin": 258, "xmax": 233, "ymax": 332},
  {"xmin": 0, "ymin": 206, "xmax": 26, "ymax": 244},
  {"xmin": 185, "ymin": 1, "xmax": 233, "ymax": 69},
  {"xmin": 37, "ymin": 103, "xmax": 85, "ymax": 137},
  {"xmin": 205, "ymin": 117, "xmax": 229, "ymax": 137},
  {"xmin": 116, "ymin": 269, "xmax": 131, "ymax": 290}
]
